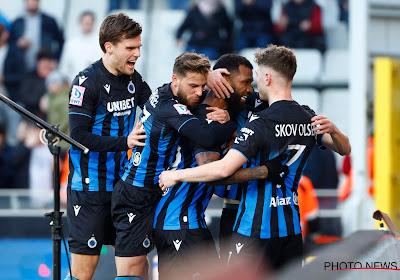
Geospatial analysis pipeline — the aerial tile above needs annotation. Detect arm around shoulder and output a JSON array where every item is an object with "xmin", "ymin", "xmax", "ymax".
[{"xmin": 311, "ymin": 115, "xmax": 351, "ymax": 156}]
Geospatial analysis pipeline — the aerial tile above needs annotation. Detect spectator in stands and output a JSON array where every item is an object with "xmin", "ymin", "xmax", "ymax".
[
  {"xmin": 176, "ymin": 0, "xmax": 233, "ymax": 61},
  {"xmin": 338, "ymin": 0, "xmax": 349, "ymax": 26},
  {"xmin": 24, "ymin": 123, "xmax": 53, "ymax": 208},
  {"xmin": 276, "ymin": 0, "xmax": 325, "ymax": 52},
  {"xmin": 39, "ymin": 70, "xmax": 70, "ymax": 155},
  {"xmin": 109, "ymin": 0, "xmax": 140, "ymax": 11},
  {"xmin": 3, "ymin": 0, "xmax": 64, "ymax": 103},
  {"xmin": 0, "ymin": 23, "xmax": 21, "ymax": 146},
  {"xmin": 9, "ymin": 120, "xmax": 31, "ymax": 189},
  {"xmin": 234, "ymin": 0, "xmax": 274, "ymax": 52},
  {"xmin": 169, "ymin": 0, "xmax": 191, "ymax": 10},
  {"xmin": 0, "ymin": 123, "xmax": 15, "ymax": 189},
  {"xmin": 18, "ymin": 49, "xmax": 57, "ymax": 117},
  {"xmin": 59, "ymin": 11, "xmax": 102, "ymax": 82},
  {"xmin": 0, "ymin": 10, "xmax": 10, "ymax": 31},
  {"xmin": 0, "ymin": 23, "xmax": 9, "ymax": 95}
]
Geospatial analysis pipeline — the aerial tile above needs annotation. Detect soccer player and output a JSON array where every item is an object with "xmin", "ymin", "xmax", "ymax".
[
  {"xmin": 111, "ymin": 52, "xmax": 238, "ymax": 279},
  {"xmin": 66, "ymin": 13, "xmax": 150, "ymax": 280},
  {"xmin": 158, "ymin": 45, "xmax": 351, "ymax": 270},
  {"xmin": 153, "ymin": 53, "xmax": 272, "ymax": 278}
]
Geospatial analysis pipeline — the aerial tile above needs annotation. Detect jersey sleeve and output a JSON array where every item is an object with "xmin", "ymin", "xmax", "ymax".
[
  {"xmin": 301, "ymin": 105, "xmax": 326, "ymax": 150},
  {"xmin": 133, "ymin": 71, "xmax": 152, "ymax": 108},
  {"xmin": 159, "ymin": 100, "xmax": 237, "ymax": 148},
  {"xmin": 68, "ymin": 73, "xmax": 99, "ymax": 117},
  {"xmin": 158, "ymin": 99, "xmax": 199, "ymax": 131},
  {"xmin": 192, "ymin": 105, "xmax": 224, "ymax": 156},
  {"xmin": 231, "ymin": 116, "xmax": 267, "ymax": 162},
  {"xmin": 68, "ymin": 72, "xmax": 129, "ymax": 152}
]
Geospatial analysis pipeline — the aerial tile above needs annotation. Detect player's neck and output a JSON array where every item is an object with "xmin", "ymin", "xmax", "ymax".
[
  {"xmin": 102, "ymin": 55, "xmax": 121, "ymax": 76},
  {"xmin": 267, "ymin": 87, "xmax": 292, "ymax": 106}
]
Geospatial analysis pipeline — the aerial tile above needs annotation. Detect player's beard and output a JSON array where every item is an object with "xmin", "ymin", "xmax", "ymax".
[
  {"xmin": 177, "ymin": 88, "xmax": 200, "ymax": 111},
  {"xmin": 226, "ymin": 90, "xmax": 245, "ymax": 115}
]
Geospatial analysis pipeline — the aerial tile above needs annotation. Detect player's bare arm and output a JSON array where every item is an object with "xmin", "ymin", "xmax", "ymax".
[
  {"xmin": 311, "ymin": 115, "xmax": 351, "ymax": 156},
  {"xmin": 209, "ymin": 153, "xmax": 289, "ymax": 186},
  {"xmin": 127, "ymin": 121, "xmax": 147, "ymax": 148},
  {"xmin": 196, "ymin": 152, "xmax": 220, "ymax": 165},
  {"xmin": 159, "ymin": 149, "xmax": 247, "ymax": 191},
  {"xmin": 209, "ymin": 166, "xmax": 268, "ymax": 186}
]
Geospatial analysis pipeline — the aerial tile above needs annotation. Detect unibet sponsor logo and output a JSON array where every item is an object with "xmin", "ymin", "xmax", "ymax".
[
  {"xmin": 274, "ymin": 123, "xmax": 315, "ymax": 137},
  {"xmin": 269, "ymin": 196, "xmax": 292, "ymax": 207},
  {"xmin": 107, "ymin": 97, "xmax": 135, "ymax": 113}
]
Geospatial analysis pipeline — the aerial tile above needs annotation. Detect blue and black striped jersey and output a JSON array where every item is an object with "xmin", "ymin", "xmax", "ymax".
[
  {"xmin": 68, "ymin": 59, "xmax": 151, "ymax": 192},
  {"xmin": 214, "ymin": 92, "xmax": 268, "ymax": 200},
  {"xmin": 231, "ymin": 100, "xmax": 324, "ymax": 239},
  {"xmin": 121, "ymin": 83, "xmax": 237, "ymax": 190},
  {"xmin": 153, "ymin": 104, "xmax": 222, "ymax": 230}
]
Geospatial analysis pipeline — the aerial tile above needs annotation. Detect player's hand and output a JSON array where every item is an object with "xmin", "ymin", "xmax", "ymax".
[
  {"xmin": 311, "ymin": 115, "xmax": 338, "ymax": 135},
  {"xmin": 206, "ymin": 107, "xmax": 230, "ymax": 123},
  {"xmin": 158, "ymin": 170, "xmax": 178, "ymax": 191},
  {"xmin": 207, "ymin": 68, "xmax": 233, "ymax": 99},
  {"xmin": 127, "ymin": 121, "xmax": 147, "ymax": 148},
  {"xmin": 264, "ymin": 154, "xmax": 289, "ymax": 185}
]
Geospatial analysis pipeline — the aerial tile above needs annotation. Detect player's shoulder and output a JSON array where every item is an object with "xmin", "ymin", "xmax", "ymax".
[
  {"xmin": 300, "ymin": 104, "xmax": 316, "ymax": 116},
  {"xmin": 71, "ymin": 60, "xmax": 100, "ymax": 88},
  {"xmin": 131, "ymin": 69, "xmax": 144, "ymax": 82},
  {"xmin": 246, "ymin": 92, "xmax": 269, "ymax": 112},
  {"xmin": 146, "ymin": 83, "xmax": 179, "ymax": 112}
]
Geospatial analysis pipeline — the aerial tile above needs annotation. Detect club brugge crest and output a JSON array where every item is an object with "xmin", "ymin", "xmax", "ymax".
[
  {"xmin": 88, "ymin": 236, "xmax": 97, "ymax": 248},
  {"xmin": 128, "ymin": 80, "xmax": 135, "ymax": 94},
  {"xmin": 143, "ymin": 235, "xmax": 150, "ymax": 248}
]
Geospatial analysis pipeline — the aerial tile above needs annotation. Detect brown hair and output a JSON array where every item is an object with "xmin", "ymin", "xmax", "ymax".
[
  {"xmin": 254, "ymin": 44, "xmax": 297, "ymax": 82},
  {"xmin": 99, "ymin": 13, "xmax": 142, "ymax": 53},
  {"xmin": 173, "ymin": 52, "xmax": 211, "ymax": 77}
]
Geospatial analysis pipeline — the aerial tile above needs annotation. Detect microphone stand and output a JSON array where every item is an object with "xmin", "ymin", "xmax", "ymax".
[{"xmin": 0, "ymin": 93, "xmax": 88, "ymax": 280}]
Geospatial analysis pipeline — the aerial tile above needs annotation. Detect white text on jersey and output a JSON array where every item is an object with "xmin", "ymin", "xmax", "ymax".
[
  {"xmin": 107, "ymin": 97, "xmax": 135, "ymax": 113},
  {"xmin": 275, "ymin": 123, "xmax": 315, "ymax": 137},
  {"xmin": 269, "ymin": 196, "xmax": 291, "ymax": 207}
]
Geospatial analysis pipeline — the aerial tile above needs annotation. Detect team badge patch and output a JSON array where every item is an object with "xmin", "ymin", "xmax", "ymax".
[
  {"xmin": 143, "ymin": 235, "xmax": 151, "ymax": 248},
  {"xmin": 127, "ymin": 80, "xmax": 135, "ymax": 94},
  {"xmin": 69, "ymin": 85, "xmax": 86, "ymax": 106},
  {"xmin": 87, "ymin": 236, "xmax": 97, "ymax": 248},
  {"xmin": 173, "ymin": 104, "xmax": 192, "ymax": 115}
]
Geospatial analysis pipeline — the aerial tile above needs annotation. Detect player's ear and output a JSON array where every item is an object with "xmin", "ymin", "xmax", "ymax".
[
  {"xmin": 104, "ymin": 42, "xmax": 113, "ymax": 54},
  {"xmin": 265, "ymin": 73, "xmax": 271, "ymax": 86},
  {"xmin": 172, "ymin": 74, "xmax": 179, "ymax": 87}
]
